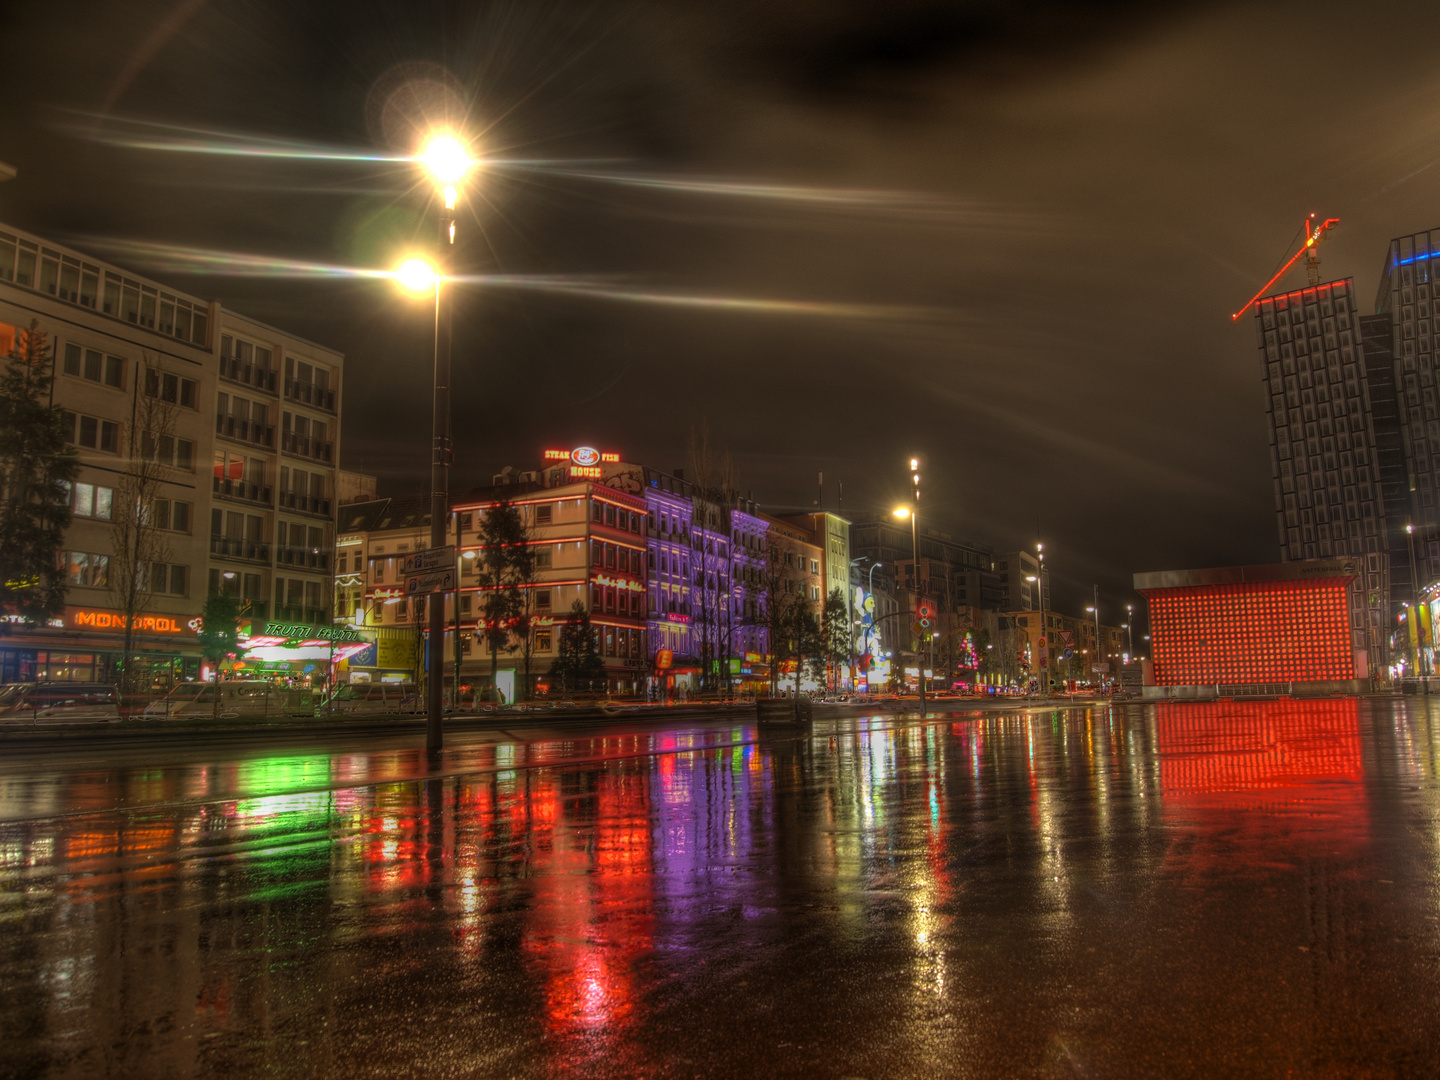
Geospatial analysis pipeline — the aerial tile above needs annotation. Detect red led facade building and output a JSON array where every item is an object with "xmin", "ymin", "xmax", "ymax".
[{"xmin": 1135, "ymin": 560, "xmax": 1367, "ymax": 697}]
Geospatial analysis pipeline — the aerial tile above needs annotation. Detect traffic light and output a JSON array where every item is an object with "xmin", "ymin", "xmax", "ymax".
[{"xmin": 917, "ymin": 600, "xmax": 935, "ymax": 631}]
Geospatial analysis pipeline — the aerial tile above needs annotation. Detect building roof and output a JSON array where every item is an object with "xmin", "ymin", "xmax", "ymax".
[{"xmin": 1133, "ymin": 559, "xmax": 1361, "ymax": 592}]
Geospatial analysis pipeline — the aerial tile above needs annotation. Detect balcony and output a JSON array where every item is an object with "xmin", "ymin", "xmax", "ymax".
[
  {"xmin": 220, "ymin": 356, "xmax": 277, "ymax": 393},
  {"xmin": 215, "ymin": 414, "xmax": 276, "ymax": 449},
  {"xmin": 279, "ymin": 490, "xmax": 332, "ymax": 517},
  {"xmin": 284, "ymin": 378, "xmax": 336, "ymax": 412},
  {"xmin": 277, "ymin": 546, "xmax": 332, "ymax": 572},
  {"xmin": 239, "ymin": 600, "xmax": 269, "ymax": 626},
  {"xmin": 209, "ymin": 536, "xmax": 271, "ymax": 563},
  {"xmin": 281, "ymin": 430, "xmax": 334, "ymax": 463},
  {"xmin": 212, "ymin": 475, "xmax": 273, "ymax": 505}
]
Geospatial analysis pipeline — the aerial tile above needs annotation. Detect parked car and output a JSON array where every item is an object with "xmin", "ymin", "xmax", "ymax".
[{"xmin": 0, "ymin": 682, "xmax": 121, "ymax": 725}]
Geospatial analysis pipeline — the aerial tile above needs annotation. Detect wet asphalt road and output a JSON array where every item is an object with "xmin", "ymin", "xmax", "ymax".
[{"xmin": 2, "ymin": 698, "xmax": 1440, "ymax": 1079}]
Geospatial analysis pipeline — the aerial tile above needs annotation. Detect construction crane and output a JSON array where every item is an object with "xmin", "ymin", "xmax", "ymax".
[{"xmin": 1231, "ymin": 213, "xmax": 1340, "ymax": 321}]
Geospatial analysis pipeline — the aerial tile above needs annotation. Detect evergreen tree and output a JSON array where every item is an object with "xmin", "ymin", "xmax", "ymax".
[
  {"xmin": 0, "ymin": 321, "xmax": 79, "ymax": 629},
  {"xmin": 476, "ymin": 501, "xmax": 532, "ymax": 701},
  {"xmin": 821, "ymin": 586, "xmax": 850, "ymax": 692},
  {"xmin": 550, "ymin": 599, "xmax": 607, "ymax": 695}
]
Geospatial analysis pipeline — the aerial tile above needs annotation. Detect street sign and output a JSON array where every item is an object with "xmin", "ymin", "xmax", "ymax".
[
  {"xmin": 1037, "ymin": 636, "xmax": 1047, "ymax": 646},
  {"xmin": 405, "ymin": 569, "xmax": 456, "ymax": 595},
  {"xmin": 1091, "ymin": 662, "xmax": 1110, "ymax": 673},
  {"xmin": 1062, "ymin": 647, "xmax": 1073, "ymax": 661},
  {"xmin": 1059, "ymin": 629, "xmax": 1074, "ymax": 645},
  {"xmin": 402, "ymin": 545, "xmax": 455, "ymax": 575}
]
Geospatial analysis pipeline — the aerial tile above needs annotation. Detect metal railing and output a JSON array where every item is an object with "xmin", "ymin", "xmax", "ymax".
[
  {"xmin": 276, "ymin": 546, "xmax": 331, "ymax": 571},
  {"xmin": 281, "ymin": 431, "xmax": 334, "ymax": 463},
  {"xmin": 278, "ymin": 491, "xmax": 332, "ymax": 516},
  {"xmin": 284, "ymin": 378, "xmax": 336, "ymax": 412},
  {"xmin": 209, "ymin": 536, "xmax": 271, "ymax": 562},
  {"xmin": 215, "ymin": 414, "xmax": 276, "ymax": 448},
  {"xmin": 220, "ymin": 356, "xmax": 277, "ymax": 393},
  {"xmin": 212, "ymin": 476, "xmax": 273, "ymax": 504}
]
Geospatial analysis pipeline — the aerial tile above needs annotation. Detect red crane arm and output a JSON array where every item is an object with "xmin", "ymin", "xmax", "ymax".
[{"xmin": 1231, "ymin": 217, "xmax": 1340, "ymax": 322}]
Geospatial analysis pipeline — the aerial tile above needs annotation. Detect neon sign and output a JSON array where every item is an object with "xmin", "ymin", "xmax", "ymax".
[
  {"xmin": 543, "ymin": 447, "xmax": 622, "ymax": 466},
  {"xmin": 70, "ymin": 608, "xmax": 190, "ymax": 634}
]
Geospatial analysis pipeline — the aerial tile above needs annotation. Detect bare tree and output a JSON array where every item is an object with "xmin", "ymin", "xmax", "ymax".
[{"xmin": 109, "ymin": 364, "xmax": 177, "ymax": 695}]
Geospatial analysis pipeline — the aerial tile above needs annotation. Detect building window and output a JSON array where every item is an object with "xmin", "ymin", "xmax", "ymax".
[
  {"xmin": 536, "ymin": 629, "xmax": 553, "ymax": 652},
  {"xmin": 536, "ymin": 589, "xmax": 552, "ymax": 610},
  {"xmin": 63, "ymin": 412, "xmax": 119, "ymax": 454},
  {"xmin": 535, "ymin": 546, "xmax": 552, "ymax": 568},
  {"xmin": 145, "ymin": 368, "xmax": 198, "ymax": 409},
  {"xmin": 63, "ymin": 551, "xmax": 109, "ymax": 587},
  {"xmin": 145, "ymin": 563, "xmax": 189, "ymax": 596},
  {"xmin": 536, "ymin": 504, "xmax": 553, "ymax": 525},
  {"xmin": 141, "ymin": 431, "xmax": 195, "ymax": 470},
  {"xmin": 62, "ymin": 344, "xmax": 125, "ymax": 389},
  {"xmin": 151, "ymin": 499, "xmax": 192, "ymax": 533},
  {"xmin": 64, "ymin": 482, "xmax": 114, "ymax": 520}
]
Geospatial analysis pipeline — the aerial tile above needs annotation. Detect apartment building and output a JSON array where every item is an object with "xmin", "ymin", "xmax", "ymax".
[{"xmin": 0, "ymin": 221, "xmax": 343, "ymax": 686}]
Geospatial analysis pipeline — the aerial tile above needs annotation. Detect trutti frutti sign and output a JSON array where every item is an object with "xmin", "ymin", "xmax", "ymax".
[{"xmin": 66, "ymin": 607, "xmax": 195, "ymax": 635}]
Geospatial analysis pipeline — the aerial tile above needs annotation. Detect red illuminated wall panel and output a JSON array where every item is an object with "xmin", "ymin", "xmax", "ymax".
[{"xmin": 1143, "ymin": 578, "xmax": 1353, "ymax": 685}]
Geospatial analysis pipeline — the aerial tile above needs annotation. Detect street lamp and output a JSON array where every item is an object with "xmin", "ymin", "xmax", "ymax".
[
  {"xmin": 1086, "ymin": 586, "xmax": 1100, "ymax": 686},
  {"xmin": 1406, "ymin": 521, "xmax": 1427, "ymax": 680},
  {"xmin": 403, "ymin": 128, "xmax": 477, "ymax": 752},
  {"xmin": 893, "ymin": 499, "xmax": 925, "ymax": 714}
]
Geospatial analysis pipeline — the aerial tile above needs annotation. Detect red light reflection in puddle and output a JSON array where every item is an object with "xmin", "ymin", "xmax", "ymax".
[
  {"xmin": 1156, "ymin": 698, "xmax": 1362, "ymax": 797},
  {"xmin": 522, "ymin": 769, "xmax": 654, "ymax": 1052}
]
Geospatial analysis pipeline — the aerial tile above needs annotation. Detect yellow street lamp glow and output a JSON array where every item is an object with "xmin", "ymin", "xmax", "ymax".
[
  {"xmin": 395, "ymin": 258, "xmax": 438, "ymax": 294},
  {"xmin": 892, "ymin": 506, "xmax": 911, "ymax": 519},
  {"xmin": 421, "ymin": 134, "xmax": 471, "ymax": 184}
]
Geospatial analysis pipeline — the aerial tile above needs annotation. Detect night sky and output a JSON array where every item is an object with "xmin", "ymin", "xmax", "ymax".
[{"xmin": 3, "ymin": 0, "xmax": 1438, "ymax": 616}]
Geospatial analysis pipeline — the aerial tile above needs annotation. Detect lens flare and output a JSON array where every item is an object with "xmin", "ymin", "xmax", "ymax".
[
  {"xmin": 74, "ymin": 238, "xmax": 957, "ymax": 324},
  {"xmin": 395, "ymin": 259, "xmax": 438, "ymax": 294},
  {"xmin": 421, "ymin": 134, "xmax": 472, "ymax": 183}
]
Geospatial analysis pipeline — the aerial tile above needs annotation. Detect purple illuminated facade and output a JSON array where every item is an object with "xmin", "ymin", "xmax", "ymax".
[
  {"xmin": 645, "ymin": 473, "xmax": 696, "ymax": 682},
  {"xmin": 638, "ymin": 467, "xmax": 768, "ymax": 693}
]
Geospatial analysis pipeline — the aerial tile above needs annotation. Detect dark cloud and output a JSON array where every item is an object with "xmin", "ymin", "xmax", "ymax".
[{"xmin": 4, "ymin": 0, "xmax": 1440, "ymax": 616}]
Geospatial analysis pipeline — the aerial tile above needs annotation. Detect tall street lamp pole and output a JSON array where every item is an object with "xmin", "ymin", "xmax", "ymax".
[
  {"xmin": 1086, "ymin": 586, "xmax": 1100, "ymax": 688},
  {"xmin": 1407, "ymin": 521, "xmax": 1425, "ymax": 679},
  {"xmin": 403, "ymin": 133, "xmax": 472, "ymax": 753},
  {"xmin": 893, "ymin": 456, "xmax": 924, "ymax": 714}
]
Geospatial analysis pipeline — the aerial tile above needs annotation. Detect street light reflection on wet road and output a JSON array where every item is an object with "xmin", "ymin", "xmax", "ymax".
[{"xmin": 3, "ymin": 699, "xmax": 1440, "ymax": 1077}]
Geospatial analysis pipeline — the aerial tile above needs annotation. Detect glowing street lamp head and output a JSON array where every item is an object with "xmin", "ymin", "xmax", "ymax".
[
  {"xmin": 892, "ymin": 506, "xmax": 911, "ymax": 520},
  {"xmin": 420, "ymin": 134, "xmax": 472, "ymax": 185},
  {"xmin": 395, "ymin": 258, "xmax": 437, "ymax": 294}
]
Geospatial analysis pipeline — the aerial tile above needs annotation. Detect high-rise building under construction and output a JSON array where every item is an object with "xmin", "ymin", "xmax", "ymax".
[{"xmin": 1252, "ymin": 277, "xmax": 1388, "ymax": 674}]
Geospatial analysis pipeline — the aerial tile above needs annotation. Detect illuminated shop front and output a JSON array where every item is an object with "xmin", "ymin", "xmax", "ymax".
[
  {"xmin": 1136, "ymin": 560, "xmax": 1368, "ymax": 699},
  {"xmin": 229, "ymin": 620, "xmax": 370, "ymax": 686},
  {"xmin": 0, "ymin": 605, "xmax": 201, "ymax": 685}
]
